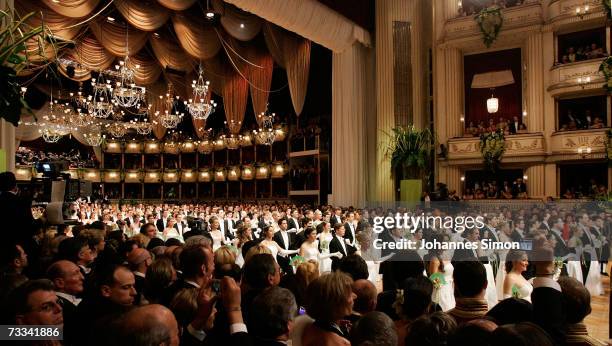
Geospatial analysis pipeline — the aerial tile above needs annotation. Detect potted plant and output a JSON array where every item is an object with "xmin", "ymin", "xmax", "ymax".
[
  {"xmin": 384, "ymin": 125, "xmax": 436, "ymax": 202},
  {"xmin": 479, "ymin": 129, "xmax": 506, "ymax": 172}
]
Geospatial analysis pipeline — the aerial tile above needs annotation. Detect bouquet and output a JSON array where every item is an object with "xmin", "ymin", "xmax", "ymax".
[
  {"xmin": 289, "ymin": 255, "xmax": 306, "ymax": 267},
  {"xmin": 429, "ymin": 272, "xmax": 447, "ymax": 289}
]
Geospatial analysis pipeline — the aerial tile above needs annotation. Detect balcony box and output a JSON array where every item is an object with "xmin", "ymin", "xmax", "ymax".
[
  {"xmin": 163, "ymin": 169, "xmax": 179, "ymax": 183},
  {"xmin": 144, "ymin": 170, "xmax": 162, "ymax": 183},
  {"xmin": 103, "ymin": 170, "xmax": 121, "ymax": 183},
  {"xmin": 124, "ymin": 141, "xmax": 143, "ymax": 154},
  {"xmin": 144, "ymin": 140, "xmax": 161, "ymax": 154},
  {"xmin": 256, "ymin": 164, "xmax": 270, "ymax": 179},
  {"xmin": 271, "ymin": 161, "xmax": 288, "ymax": 178},
  {"xmin": 15, "ymin": 166, "xmax": 32, "ymax": 181},
  {"xmin": 214, "ymin": 168, "xmax": 226, "ymax": 182},
  {"xmin": 198, "ymin": 169, "xmax": 212, "ymax": 182},
  {"xmin": 548, "ymin": 58, "xmax": 605, "ymax": 96},
  {"xmin": 198, "ymin": 140, "xmax": 214, "ymax": 153},
  {"xmin": 447, "ymin": 132, "xmax": 546, "ymax": 164},
  {"xmin": 104, "ymin": 140, "xmax": 122, "ymax": 153},
  {"xmin": 181, "ymin": 140, "xmax": 196, "ymax": 153},
  {"xmin": 227, "ymin": 166, "xmax": 241, "ymax": 181},
  {"xmin": 163, "ymin": 142, "xmax": 180, "ymax": 154},
  {"xmin": 181, "ymin": 170, "xmax": 197, "ymax": 182},
  {"xmin": 213, "ymin": 139, "xmax": 225, "ymax": 151},
  {"xmin": 63, "ymin": 168, "xmax": 79, "ymax": 179},
  {"xmin": 124, "ymin": 170, "xmax": 143, "ymax": 183},
  {"xmin": 82, "ymin": 169, "xmax": 101, "ymax": 182},
  {"xmin": 550, "ymin": 128, "xmax": 608, "ymax": 159},
  {"xmin": 241, "ymin": 165, "xmax": 255, "ymax": 180}
]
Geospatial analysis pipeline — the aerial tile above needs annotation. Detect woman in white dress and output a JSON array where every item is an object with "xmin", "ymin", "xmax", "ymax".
[
  {"xmin": 260, "ymin": 225, "xmax": 299, "ymax": 261},
  {"xmin": 424, "ymin": 233, "xmax": 455, "ymax": 311},
  {"xmin": 162, "ymin": 218, "xmax": 184, "ymax": 243},
  {"xmin": 232, "ymin": 224, "xmax": 253, "ymax": 267},
  {"xmin": 208, "ymin": 216, "xmax": 225, "ymax": 252},
  {"xmin": 567, "ymin": 226, "xmax": 585, "ymax": 284},
  {"xmin": 299, "ymin": 227, "xmax": 342, "ymax": 273},
  {"xmin": 316, "ymin": 222, "xmax": 334, "ymax": 273},
  {"xmin": 503, "ymin": 249, "xmax": 533, "ymax": 302},
  {"xmin": 496, "ymin": 221, "xmax": 514, "ymax": 300}
]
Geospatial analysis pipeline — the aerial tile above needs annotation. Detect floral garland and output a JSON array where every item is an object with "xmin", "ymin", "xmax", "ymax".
[
  {"xmin": 598, "ymin": 56, "xmax": 612, "ymax": 93},
  {"xmin": 606, "ymin": 128, "xmax": 612, "ymax": 167},
  {"xmin": 474, "ymin": 7, "xmax": 503, "ymax": 48},
  {"xmin": 603, "ymin": 0, "xmax": 612, "ymax": 20},
  {"xmin": 479, "ymin": 129, "xmax": 506, "ymax": 172}
]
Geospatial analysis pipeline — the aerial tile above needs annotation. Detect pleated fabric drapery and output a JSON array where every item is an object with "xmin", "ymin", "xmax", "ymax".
[
  {"xmin": 41, "ymin": 0, "xmax": 99, "ymax": 18},
  {"xmin": 263, "ymin": 23, "xmax": 310, "ymax": 116},
  {"xmin": 245, "ymin": 46, "xmax": 274, "ymax": 121},
  {"xmin": 89, "ymin": 19, "xmax": 149, "ymax": 57},
  {"xmin": 156, "ymin": 0, "xmax": 197, "ymax": 11},
  {"xmin": 224, "ymin": 0, "xmax": 371, "ymax": 53},
  {"xmin": 149, "ymin": 32, "xmax": 194, "ymax": 72},
  {"xmin": 222, "ymin": 68, "xmax": 248, "ymax": 135},
  {"xmin": 58, "ymin": 36, "xmax": 116, "ymax": 81},
  {"xmin": 172, "ymin": 13, "xmax": 222, "ymax": 60},
  {"xmin": 15, "ymin": 1, "xmax": 82, "ymax": 41},
  {"xmin": 212, "ymin": 0, "xmax": 262, "ymax": 42},
  {"xmin": 115, "ymin": 0, "xmax": 170, "ymax": 31},
  {"xmin": 128, "ymin": 51, "xmax": 163, "ymax": 85},
  {"xmin": 147, "ymin": 83, "xmax": 168, "ymax": 140}
]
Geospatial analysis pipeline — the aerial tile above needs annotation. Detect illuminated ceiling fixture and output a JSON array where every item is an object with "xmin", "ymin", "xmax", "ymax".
[
  {"xmin": 222, "ymin": 133, "xmax": 242, "ymax": 150},
  {"xmin": 486, "ymin": 88, "xmax": 498, "ymax": 114},
  {"xmin": 205, "ymin": 0, "xmax": 216, "ymax": 19},
  {"xmin": 83, "ymin": 125, "xmax": 105, "ymax": 146},
  {"xmin": 187, "ymin": 65, "xmax": 217, "ymax": 120},
  {"xmin": 89, "ymin": 74, "xmax": 114, "ymax": 118},
  {"xmin": 70, "ymin": 83, "xmax": 90, "ymax": 109},
  {"xmin": 578, "ymin": 146, "xmax": 592, "ymax": 158},
  {"xmin": 254, "ymin": 110, "xmax": 276, "ymax": 146},
  {"xmin": 113, "ymin": 56, "xmax": 146, "ymax": 108},
  {"xmin": 132, "ymin": 120, "xmax": 152, "ymax": 135},
  {"xmin": 69, "ymin": 108, "xmax": 92, "ymax": 127},
  {"xmin": 107, "ymin": 122, "xmax": 127, "ymax": 138},
  {"xmin": 158, "ymin": 84, "xmax": 183, "ymax": 129},
  {"xmin": 40, "ymin": 94, "xmax": 72, "ymax": 143}
]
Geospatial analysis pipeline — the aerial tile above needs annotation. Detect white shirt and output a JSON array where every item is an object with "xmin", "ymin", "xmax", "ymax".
[
  {"xmin": 280, "ymin": 230, "xmax": 289, "ymax": 250},
  {"xmin": 335, "ymin": 235, "xmax": 347, "ymax": 255},
  {"xmin": 56, "ymin": 291, "xmax": 82, "ymax": 306}
]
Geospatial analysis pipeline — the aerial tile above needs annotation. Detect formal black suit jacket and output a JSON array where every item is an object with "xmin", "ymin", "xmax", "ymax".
[
  {"xmin": 57, "ymin": 295, "xmax": 79, "ymax": 346},
  {"xmin": 509, "ymin": 121, "xmax": 520, "ymax": 134},
  {"xmin": 156, "ymin": 218, "xmax": 166, "ymax": 232},
  {"xmin": 273, "ymin": 230, "xmax": 294, "ymax": 273},
  {"xmin": 224, "ymin": 219, "xmax": 235, "ymax": 240},
  {"xmin": 451, "ymin": 240, "xmax": 489, "ymax": 264},
  {"xmin": 0, "ymin": 191, "xmax": 35, "ymax": 247},
  {"xmin": 288, "ymin": 218, "xmax": 300, "ymax": 232},
  {"xmin": 344, "ymin": 222, "xmax": 356, "ymax": 245},
  {"xmin": 329, "ymin": 235, "xmax": 356, "ymax": 270},
  {"xmin": 161, "ymin": 278, "xmax": 199, "ymax": 307},
  {"xmin": 133, "ymin": 273, "xmax": 146, "ymax": 305},
  {"xmin": 550, "ymin": 230, "xmax": 570, "ymax": 257},
  {"xmin": 532, "ymin": 284, "xmax": 565, "ymax": 345}
]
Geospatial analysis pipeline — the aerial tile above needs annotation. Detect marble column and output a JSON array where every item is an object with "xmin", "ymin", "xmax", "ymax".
[
  {"xmin": 0, "ymin": 119, "xmax": 16, "ymax": 173},
  {"xmin": 544, "ymin": 163, "xmax": 556, "ymax": 198},
  {"xmin": 525, "ymin": 32, "xmax": 545, "ymax": 133},
  {"xmin": 526, "ymin": 164, "xmax": 545, "ymax": 199}
]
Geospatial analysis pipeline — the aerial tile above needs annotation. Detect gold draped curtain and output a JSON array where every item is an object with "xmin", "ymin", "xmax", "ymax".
[
  {"xmin": 15, "ymin": 2, "xmax": 82, "ymax": 41},
  {"xmin": 114, "ymin": 0, "xmax": 170, "ymax": 31},
  {"xmin": 89, "ymin": 19, "xmax": 149, "ymax": 57},
  {"xmin": 128, "ymin": 51, "xmax": 162, "ymax": 85},
  {"xmin": 41, "ymin": 0, "xmax": 99, "ymax": 18},
  {"xmin": 172, "ymin": 13, "xmax": 222, "ymax": 60},
  {"xmin": 157, "ymin": 0, "xmax": 197, "ymax": 11},
  {"xmin": 263, "ymin": 23, "xmax": 310, "ymax": 116},
  {"xmin": 222, "ymin": 67, "xmax": 248, "ymax": 135},
  {"xmin": 245, "ymin": 46, "xmax": 273, "ymax": 122},
  {"xmin": 212, "ymin": 0, "xmax": 262, "ymax": 42},
  {"xmin": 58, "ymin": 36, "xmax": 115, "ymax": 81},
  {"xmin": 149, "ymin": 32, "xmax": 194, "ymax": 72},
  {"xmin": 147, "ymin": 82, "xmax": 168, "ymax": 140}
]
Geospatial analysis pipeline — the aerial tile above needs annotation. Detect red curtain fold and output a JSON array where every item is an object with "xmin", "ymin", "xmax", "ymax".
[
  {"xmin": 222, "ymin": 66, "xmax": 248, "ymax": 135},
  {"xmin": 246, "ymin": 46, "xmax": 274, "ymax": 122},
  {"xmin": 464, "ymin": 48, "xmax": 522, "ymax": 127}
]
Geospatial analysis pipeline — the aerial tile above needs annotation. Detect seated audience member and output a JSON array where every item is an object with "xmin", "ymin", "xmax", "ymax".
[
  {"xmin": 1, "ymin": 243, "xmax": 29, "ymax": 276},
  {"xmin": 491, "ymin": 322, "xmax": 554, "ymax": 346},
  {"xmin": 448, "ymin": 261, "xmax": 489, "ymax": 325},
  {"xmin": 57, "ymin": 237, "xmax": 95, "ymax": 276},
  {"xmin": 248, "ymin": 286, "xmax": 297, "ymax": 346},
  {"xmin": 558, "ymin": 276, "xmax": 607, "ymax": 346},
  {"xmin": 405, "ymin": 311, "xmax": 458, "ymax": 346},
  {"xmin": 76, "ymin": 264, "xmax": 136, "ymax": 339},
  {"xmin": 109, "ymin": 304, "xmax": 180, "ymax": 346},
  {"xmin": 449, "ymin": 319, "xmax": 496, "ymax": 346},
  {"xmin": 350, "ymin": 311, "xmax": 398, "ymax": 346},
  {"xmin": 348, "ymin": 279, "xmax": 377, "ymax": 323},
  {"xmin": 486, "ymin": 297, "xmax": 533, "ymax": 325},
  {"xmin": 395, "ymin": 276, "xmax": 435, "ymax": 346},
  {"xmin": 144, "ymin": 257, "xmax": 177, "ymax": 304},
  {"xmin": 302, "ymin": 272, "xmax": 355, "ymax": 346},
  {"xmin": 242, "ymin": 254, "xmax": 281, "ymax": 319},
  {"xmin": 0, "ymin": 273, "xmax": 28, "ymax": 303},
  {"xmin": 290, "ymin": 260, "xmax": 319, "ymax": 308},
  {"xmin": 337, "ymin": 254, "xmax": 369, "ymax": 281},
  {"xmin": 162, "ymin": 245, "xmax": 214, "ymax": 306},
  {"xmin": 127, "ymin": 248, "xmax": 152, "ymax": 305},
  {"xmin": 47, "ymin": 260, "xmax": 84, "ymax": 345},
  {"xmin": 7, "ymin": 279, "xmax": 63, "ymax": 328}
]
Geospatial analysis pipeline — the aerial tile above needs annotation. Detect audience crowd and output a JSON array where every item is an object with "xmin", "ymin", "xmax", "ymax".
[
  {"xmin": 0, "ymin": 170, "xmax": 610, "ymax": 346},
  {"xmin": 16, "ymin": 147, "xmax": 98, "ymax": 169}
]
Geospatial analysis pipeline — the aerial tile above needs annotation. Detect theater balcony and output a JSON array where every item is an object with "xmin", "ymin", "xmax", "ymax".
[
  {"xmin": 548, "ymin": 57, "xmax": 605, "ymax": 96},
  {"xmin": 549, "ymin": 128, "xmax": 608, "ymax": 161},
  {"xmin": 547, "ymin": 0, "xmax": 607, "ymax": 30},
  {"xmin": 446, "ymin": 132, "xmax": 546, "ymax": 165}
]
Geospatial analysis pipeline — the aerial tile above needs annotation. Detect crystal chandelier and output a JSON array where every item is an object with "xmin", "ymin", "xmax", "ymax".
[
  {"xmin": 222, "ymin": 134, "xmax": 242, "ymax": 150},
  {"xmin": 107, "ymin": 122, "xmax": 127, "ymax": 138},
  {"xmin": 187, "ymin": 66, "xmax": 217, "ymax": 120},
  {"xmin": 89, "ymin": 75, "xmax": 114, "ymax": 118},
  {"xmin": 160, "ymin": 111, "xmax": 184, "ymax": 129},
  {"xmin": 69, "ymin": 108, "xmax": 92, "ymax": 127},
  {"xmin": 254, "ymin": 111, "xmax": 276, "ymax": 146},
  {"xmin": 70, "ymin": 83, "xmax": 89, "ymax": 109},
  {"xmin": 487, "ymin": 88, "xmax": 498, "ymax": 114},
  {"xmin": 131, "ymin": 120, "xmax": 152, "ymax": 135},
  {"xmin": 40, "ymin": 99, "xmax": 72, "ymax": 143},
  {"xmin": 40, "ymin": 127, "xmax": 64, "ymax": 143},
  {"xmin": 113, "ymin": 57, "xmax": 146, "ymax": 108},
  {"xmin": 83, "ymin": 125, "xmax": 105, "ymax": 146}
]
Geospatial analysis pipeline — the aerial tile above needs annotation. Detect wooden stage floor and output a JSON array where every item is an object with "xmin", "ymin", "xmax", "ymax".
[{"xmin": 584, "ymin": 263, "xmax": 610, "ymax": 342}]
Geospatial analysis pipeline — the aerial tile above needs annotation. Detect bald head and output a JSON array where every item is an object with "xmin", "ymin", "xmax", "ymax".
[
  {"xmin": 46, "ymin": 260, "xmax": 84, "ymax": 295},
  {"xmin": 127, "ymin": 248, "xmax": 152, "ymax": 273},
  {"xmin": 118, "ymin": 304, "xmax": 179, "ymax": 346},
  {"xmin": 352, "ymin": 279, "xmax": 377, "ymax": 314}
]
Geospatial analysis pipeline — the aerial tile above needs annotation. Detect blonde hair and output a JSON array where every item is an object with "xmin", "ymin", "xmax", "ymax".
[
  {"xmin": 130, "ymin": 233, "xmax": 150, "ymax": 249},
  {"xmin": 244, "ymin": 244, "xmax": 272, "ymax": 263},
  {"xmin": 305, "ymin": 271, "xmax": 354, "ymax": 322},
  {"xmin": 296, "ymin": 260, "xmax": 319, "ymax": 288},
  {"xmin": 214, "ymin": 246, "xmax": 237, "ymax": 267}
]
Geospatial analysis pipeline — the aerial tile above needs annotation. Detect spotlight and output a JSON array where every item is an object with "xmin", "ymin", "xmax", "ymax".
[{"xmin": 206, "ymin": 11, "xmax": 215, "ymax": 19}]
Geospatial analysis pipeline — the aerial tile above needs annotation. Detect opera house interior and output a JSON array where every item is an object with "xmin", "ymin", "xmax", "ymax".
[{"xmin": 0, "ymin": 0, "xmax": 610, "ymax": 345}]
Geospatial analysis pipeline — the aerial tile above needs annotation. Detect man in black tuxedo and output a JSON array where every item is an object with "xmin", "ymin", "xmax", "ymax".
[
  {"xmin": 511, "ymin": 219, "xmax": 525, "ymax": 242},
  {"xmin": 344, "ymin": 211, "xmax": 357, "ymax": 247},
  {"xmin": 329, "ymin": 223, "xmax": 356, "ymax": 270},
  {"xmin": 512, "ymin": 178, "xmax": 527, "ymax": 198},
  {"xmin": 127, "ymin": 248, "xmax": 152, "ymax": 305},
  {"xmin": 452, "ymin": 228, "xmax": 488, "ymax": 263},
  {"xmin": 273, "ymin": 218, "xmax": 294, "ymax": 274},
  {"xmin": 508, "ymin": 116, "xmax": 520, "ymax": 134},
  {"xmin": 332, "ymin": 207, "xmax": 343, "ymax": 227},
  {"xmin": 549, "ymin": 218, "xmax": 570, "ymax": 258},
  {"xmin": 156, "ymin": 210, "xmax": 170, "ymax": 232},
  {"xmin": 287, "ymin": 209, "xmax": 301, "ymax": 233},
  {"xmin": 162, "ymin": 245, "xmax": 214, "ymax": 306},
  {"xmin": 224, "ymin": 212, "xmax": 236, "ymax": 240},
  {"xmin": 47, "ymin": 260, "xmax": 84, "ymax": 346},
  {"xmin": 247, "ymin": 286, "xmax": 297, "ymax": 346},
  {"xmin": 0, "ymin": 172, "xmax": 35, "ymax": 249}
]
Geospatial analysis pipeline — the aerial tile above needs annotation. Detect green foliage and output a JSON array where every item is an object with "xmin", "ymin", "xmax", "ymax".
[
  {"xmin": 599, "ymin": 56, "xmax": 612, "ymax": 93},
  {"xmin": 474, "ymin": 7, "xmax": 503, "ymax": 48},
  {"xmin": 603, "ymin": 0, "xmax": 612, "ymax": 20},
  {"xmin": 0, "ymin": 10, "xmax": 58, "ymax": 126},
  {"xmin": 384, "ymin": 125, "xmax": 436, "ymax": 179},
  {"xmin": 479, "ymin": 129, "xmax": 506, "ymax": 172},
  {"xmin": 606, "ymin": 128, "xmax": 612, "ymax": 167}
]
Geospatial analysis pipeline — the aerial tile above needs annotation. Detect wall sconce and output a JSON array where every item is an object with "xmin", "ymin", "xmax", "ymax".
[
  {"xmin": 128, "ymin": 173, "xmax": 137, "ymax": 178},
  {"xmin": 167, "ymin": 173, "xmax": 176, "ymax": 178},
  {"xmin": 522, "ymin": 175, "xmax": 528, "ymax": 181},
  {"xmin": 577, "ymin": 76, "xmax": 591, "ymax": 88},
  {"xmin": 259, "ymin": 167, "xmax": 267, "ymax": 174},
  {"xmin": 460, "ymin": 115, "xmax": 465, "ymax": 123},
  {"xmin": 578, "ymin": 146, "xmax": 592, "ymax": 158},
  {"xmin": 87, "ymin": 172, "xmax": 96, "ymax": 178},
  {"xmin": 149, "ymin": 173, "xmax": 158, "ymax": 178},
  {"xmin": 185, "ymin": 172, "xmax": 192, "ymax": 177},
  {"xmin": 109, "ymin": 172, "xmax": 118, "ymax": 178},
  {"xmin": 108, "ymin": 142, "xmax": 119, "ymax": 149},
  {"xmin": 460, "ymin": 176, "xmax": 465, "ymax": 182},
  {"xmin": 522, "ymin": 110, "xmax": 527, "ymax": 117},
  {"xmin": 575, "ymin": 5, "xmax": 589, "ymax": 19},
  {"xmin": 128, "ymin": 143, "xmax": 138, "ymax": 150}
]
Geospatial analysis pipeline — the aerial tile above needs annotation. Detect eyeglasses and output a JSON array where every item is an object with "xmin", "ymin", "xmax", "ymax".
[{"xmin": 31, "ymin": 299, "xmax": 62, "ymax": 313}]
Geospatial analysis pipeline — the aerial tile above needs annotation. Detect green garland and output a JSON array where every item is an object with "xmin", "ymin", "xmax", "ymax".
[
  {"xmin": 474, "ymin": 7, "xmax": 503, "ymax": 48},
  {"xmin": 479, "ymin": 129, "xmax": 506, "ymax": 172},
  {"xmin": 599, "ymin": 56, "xmax": 612, "ymax": 93},
  {"xmin": 603, "ymin": 0, "xmax": 612, "ymax": 20},
  {"xmin": 606, "ymin": 128, "xmax": 612, "ymax": 167}
]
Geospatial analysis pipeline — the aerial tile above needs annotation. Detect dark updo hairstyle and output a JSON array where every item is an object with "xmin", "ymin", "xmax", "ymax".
[{"xmin": 505, "ymin": 249, "xmax": 527, "ymax": 273}]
